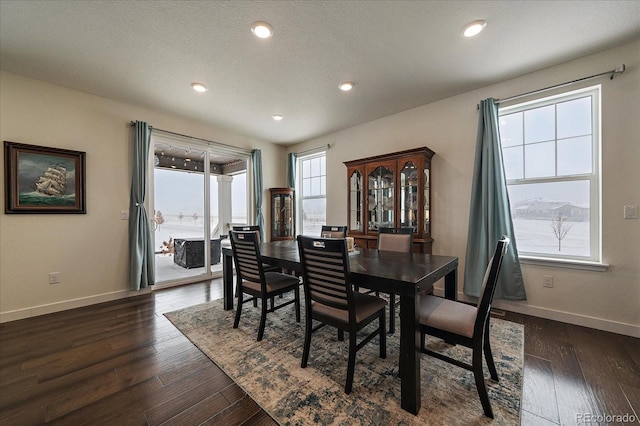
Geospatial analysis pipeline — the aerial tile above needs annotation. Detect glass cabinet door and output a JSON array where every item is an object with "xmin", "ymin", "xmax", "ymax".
[
  {"xmin": 283, "ymin": 193, "xmax": 293, "ymax": 237},
  {"xmin": 424, "ymin": 166, "xmax": 430, "ymax": 235},
  {"xmin": 349, "ymin": 170, "xmax": 363, "ymax": 231},
  {"xmin": 272, "ymin": 194, "xmax": 282, "ymax": 237},
  {"xmin": 400, "ymin": 160, "xmax": 419, "ymax": 233},
  {"xmin": 270, "ymin": 188, "xmax": 295, "ymax": 240},
  {"xmin": 367, "ymin": 164, "xmax": 394, "ymax": 231}
]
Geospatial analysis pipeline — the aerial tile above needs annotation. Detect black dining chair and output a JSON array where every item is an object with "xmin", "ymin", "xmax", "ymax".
[
  {"xmin": 231, "ymin": 225, "xmax": 281, "ymax": 304},
  {"xmin": 232, "ymin": 225, "xmax": 280, "ymax": 271},
  {"xmin": 229, "ymin": 230, "xmax": 301, "ymax": 341},
  {"xmin": 297, "ymin": 235, "xmax": 387, "ymax": 394},
  {"xmin": 320, "ymin": 225, "xmax": 347, "ymax": 238},
  {"xmin": 418, "ymin": 237, "xmax": 509, "ymax": 418}
]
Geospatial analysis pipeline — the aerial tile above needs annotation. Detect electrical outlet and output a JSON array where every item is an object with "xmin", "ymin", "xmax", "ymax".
[
  {"xmin": 49, "ymin": 272, "xmax": 60, "ymax": 284},
  {"xmin": 623, "ymin": 205, "xmax": 638, "ymax": 219},
  {"xmin": 120, "ymin": 210, "xmax": 129, "ymax": 220},
  {"xmin": 543, "ymin": 275, "xmax": 553, "ymax": 288}
]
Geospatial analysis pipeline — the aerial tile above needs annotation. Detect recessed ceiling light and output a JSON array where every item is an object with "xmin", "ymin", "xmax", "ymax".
[
  {"xmin": 462, "ymin": 20, "xmax": 487, "ymax": 37},
  {"xmin": 339, "ymin": 81, "xmax": 355, "ymax": 91},
  {"xmin": 272, "ymin": 114, "xmax": 284, "ymax": 121},
  {"xmin": 191, "ymin": 82, "xmax": 208, "ymax": 92},
  {"xmin": 251, "ymin": 21, "xmax": 273, "ymax": 39}
]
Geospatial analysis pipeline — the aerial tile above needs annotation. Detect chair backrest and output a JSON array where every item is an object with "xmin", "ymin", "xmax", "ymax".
[
  {"xmin": 377, "ymin": 232, "xmax": 413, "ymax": 253},
  {"xmin": 232, "ymin": 225, "xmax": 262, "ymax": 242},
  {"xmin": 297, "ymin": 235, "xmax": 353, "ymax": 313},
  {"xmin": 229, "ymin": 230, "xmax": 265, "ymax": 290},
  {"xmin": 320, "ymin": 225, "xmax": 347, "ymax": 238},
  {"xmin": 473, "ymin": 237, "xmax": 510, "ymax": 334}
]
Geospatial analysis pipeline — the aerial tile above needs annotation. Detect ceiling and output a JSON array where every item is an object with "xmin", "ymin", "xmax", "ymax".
[{"xmin": 1, "ymin": 1, "xmax": 638, "ymax": 145}]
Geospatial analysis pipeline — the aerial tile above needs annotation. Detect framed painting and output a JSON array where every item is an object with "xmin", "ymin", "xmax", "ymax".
[{"xmin": 4, "ymin": 141, "xmax": 86, "ymax": 214}]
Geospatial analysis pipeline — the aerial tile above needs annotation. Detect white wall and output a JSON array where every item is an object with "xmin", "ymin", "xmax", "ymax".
[
  {"xmin": 290, "ymin": 40, "xmax": 640, "ymax": 336},
  {"xmin": 0, "ymin": 71, "xmax": 285, "ymax": 321}
]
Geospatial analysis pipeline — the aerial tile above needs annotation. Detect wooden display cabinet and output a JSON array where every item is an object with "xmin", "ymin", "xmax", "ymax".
[
  {"xmin": 344, "ymin": 147, "xmax": 434, "ymax": 253},
  {"xmin": 270, "ymin": 187, "xmax": 295, "ymax": 241}
]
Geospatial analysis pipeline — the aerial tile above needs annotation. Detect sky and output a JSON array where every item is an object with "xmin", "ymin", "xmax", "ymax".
[{"xmin": 153, "ymin": 168, "xmax": 246, "ymax": 217}]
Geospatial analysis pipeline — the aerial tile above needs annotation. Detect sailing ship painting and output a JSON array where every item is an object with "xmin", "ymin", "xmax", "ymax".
[
  {"xmin": 18, "ymin": 153, "xmax": 76, "ymax": 207},
  {"xmin": 5, "ymin": 141, "xmax": 86, "ymax": 213},
  {"xmin": 33, "ymin": 164, "xmax": 68, "ymax": 197}
]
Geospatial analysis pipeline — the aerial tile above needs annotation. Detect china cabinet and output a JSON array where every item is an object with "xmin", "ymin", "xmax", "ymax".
[
  {"xmin": 344, "ymin": 147, "xmax": 434, "ymax": 253},
  {"xmin": 270, "ymin": 188, "xmax": 295, "ymax": 241}
]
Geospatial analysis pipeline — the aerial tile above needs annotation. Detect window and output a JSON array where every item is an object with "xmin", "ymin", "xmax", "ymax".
[
  {"xmin": 298, "ymin": 152, "xmax": 326, "ymax": 235},
  {"xmin": 231, "ymin": 171, "xmax": 247, "ymax": 225},
  {"xmin": 499, "ymin": 85, "xmax": 601, "ymax": 262}
]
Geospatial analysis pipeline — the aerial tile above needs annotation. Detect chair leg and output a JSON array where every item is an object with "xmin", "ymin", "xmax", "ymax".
[
  {"xmin": 473, "ymin": 344, "xmax": 494, "ymax": 418},
  {"xmin": 294, "ymin": 286, "xmax": 301, "ymax": 322},
  {"xmin": 388, "ymin": 293, "xmax": 395, "ymax": 334},
  {"xmin": 301, "ymin": 315, "xmax": 312, "ymax": 368},
  {"xmin": 233, "ymin": 292, "xmax": 243, "ymax": 329},
  {"xmin": 338, "ymin": 329, "xmax": 344, "ymax": 341},
  {"xmin": 484, "ymin": 320, "xmax": 499, "ymax": 381},
  {"xmin": 257, "ymin": 297, "xmax": 268, "ymax": 341},
  {"xmin": 379, "ymin": 310, "xmax": 387, "ymax": 358},
  {"xmin": 345, "ymin": 331, "xmax": 357, "ymax": 394}
]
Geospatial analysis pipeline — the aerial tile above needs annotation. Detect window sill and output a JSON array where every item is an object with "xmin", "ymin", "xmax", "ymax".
[{"xmin": 519, "ymin": 256, "xmax": 609, "ymax": 272}]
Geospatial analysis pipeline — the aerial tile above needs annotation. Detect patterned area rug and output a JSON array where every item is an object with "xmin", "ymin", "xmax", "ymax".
[{"xmin": 165, "ymin": 297, "xmax": 523, "ymax": 425}]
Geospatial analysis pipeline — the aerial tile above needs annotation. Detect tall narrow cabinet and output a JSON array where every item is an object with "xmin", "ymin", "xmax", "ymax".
[
  {"xmin": 270, "ymin": 188, "xmax": 295, "ymax": 241},
  {"xmin": 344, "ymin": 147, "xmax": 435, "ymax": 253}
]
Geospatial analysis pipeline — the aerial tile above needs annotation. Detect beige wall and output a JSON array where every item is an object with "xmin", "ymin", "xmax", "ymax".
[
  {"xmin": 290, "ymin": 40, "xmax": 640, "ymax": 336},
  {"xmin": 0, "ymin": 71, "xmax": 285, "ymax": 321}
]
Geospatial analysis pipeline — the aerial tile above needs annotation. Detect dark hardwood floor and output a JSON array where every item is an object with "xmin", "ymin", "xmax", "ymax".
[{"xmin": 1, "ymin": 279, "xmax": 638, "ymax": 425}]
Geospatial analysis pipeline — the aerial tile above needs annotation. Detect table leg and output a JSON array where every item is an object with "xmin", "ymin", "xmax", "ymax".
[
  {"xmin": 399, "ymin": 293, "xmax": 421, "ymax": 414},
  {"xmin": 444, "ymin": 268, "xmax": 457, "ymax": 301},
  {"xmin": 223, "ymin": 252, "xmax": 234, "ymax": 310}
]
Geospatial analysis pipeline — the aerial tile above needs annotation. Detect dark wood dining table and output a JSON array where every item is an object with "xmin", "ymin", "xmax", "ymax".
[{"xmin": 220, "ymin": 239, "xmax": 458, "ymax": 415}]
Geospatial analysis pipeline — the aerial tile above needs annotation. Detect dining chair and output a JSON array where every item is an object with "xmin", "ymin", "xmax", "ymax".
[
  {"xmin": 231, "ymin": 225, "xmax": 281, "ymax": 303},
  {"xmin": 377, "ymin": 231, "xmax": 413, "ymax": 334},
  {"xmin": 229, "ymin": 230, "xmax": 301, "ymax": 341},
  {"xmin": 320, "ymin": 225, "xmax": 347, "ymax": 238},
  {"xmin": 297, "ymin": 235, "xmax": 387, "ymax": 394},
  {"xmin": 418, "ymin": 237, "xmax": 509, "ymax": 418}
]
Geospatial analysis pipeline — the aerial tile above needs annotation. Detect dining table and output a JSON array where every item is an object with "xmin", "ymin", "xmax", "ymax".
[{"xmin": 220, "ymin": 239, "xmax": 459, "ymax": 415}]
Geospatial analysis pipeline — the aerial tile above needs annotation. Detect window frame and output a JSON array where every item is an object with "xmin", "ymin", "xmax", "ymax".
[
  {"xmin": 297, "ymin": 151, "xmax": 327, "ymax": 236},
  {"xmin": 499, "ymin": 85, "xmax": 602, "ymax": 264}
]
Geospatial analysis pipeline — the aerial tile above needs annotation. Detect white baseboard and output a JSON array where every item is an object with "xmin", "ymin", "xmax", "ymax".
[
  {"xmin": 432, "ymin": 289, "xmax": 639, "ymax": 338},
  {"xmin": 0, "ymin": 288, "xmax": 152, "ymax": 323}
]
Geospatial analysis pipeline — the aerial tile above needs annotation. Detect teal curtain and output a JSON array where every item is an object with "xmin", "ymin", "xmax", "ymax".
[
  {"xmin": 287, "ymin": 152, "xmax": 297, "ymax": 188},
  {"xmin": 129, "ymin": 121, "xmax": 155, "ymax": 290},
  {"xmin": 464, "ymin": 98, "xmax": 526, "ymax": 300},
  {"xmin": 252, "ymin": 149, "xmax": 265, "ymax": 241}
]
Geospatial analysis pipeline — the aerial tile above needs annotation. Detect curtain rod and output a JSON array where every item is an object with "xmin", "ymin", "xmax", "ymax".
[
  {"xmin": 477, "ymin": 64, "xmax": 626, "ymax": 109},
  {"xmin": 129, "ymin": 121, "xmax": 246, "ymax": 152},
  {"xmin": 294, "ymin": 143, "xmax": 331, "ymax": 156}
]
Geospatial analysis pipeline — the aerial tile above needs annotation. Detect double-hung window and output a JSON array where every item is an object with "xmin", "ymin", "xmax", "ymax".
[
  {"xmin": 499, "ymin": 85, "xmax": 601, "ymax": 263},
  {"xmin": 298, "ymin": 152, "xmax": 326, "ymax": 235}
]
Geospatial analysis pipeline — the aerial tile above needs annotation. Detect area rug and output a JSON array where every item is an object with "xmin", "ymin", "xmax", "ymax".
[{"xmin": 165, "ymin": 297, "xmax": 523, "ymax": 425}]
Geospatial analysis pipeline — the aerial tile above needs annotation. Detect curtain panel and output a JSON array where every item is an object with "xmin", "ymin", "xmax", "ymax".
[
  {"xmin": 252, "ymin": 149, "xmax": 265, "ymax": 241},
  {"xmin": 129, "ymin": 121, "xmax": 155, "ymax": 290},
  {"xmin": 287, "ymin": 152, "xmax": 297, "ymax": 189},
  {"xmin": 464, "ymin": 98, "xmax": 526, "ymax": 300}
]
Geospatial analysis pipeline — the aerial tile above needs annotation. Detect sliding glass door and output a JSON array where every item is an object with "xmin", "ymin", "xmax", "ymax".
[{"xmin": 150, "ymin": 134, "xmax": 249, "ymax": 287}]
